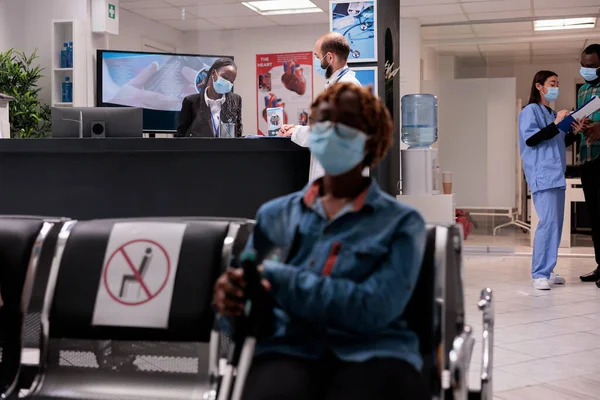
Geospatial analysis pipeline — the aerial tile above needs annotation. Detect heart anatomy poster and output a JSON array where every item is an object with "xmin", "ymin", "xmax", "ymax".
[{"xmin": 256, "ymin": 52, "xmax": 314, "ymax": 136}]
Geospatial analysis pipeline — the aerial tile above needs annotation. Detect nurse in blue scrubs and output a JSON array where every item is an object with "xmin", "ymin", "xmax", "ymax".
[{"xmin": 519, "ymin": 70, "xmax": 585, "ymax": 290}]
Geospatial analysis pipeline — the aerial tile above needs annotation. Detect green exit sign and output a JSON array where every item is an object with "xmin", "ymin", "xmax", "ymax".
[{"xmin": 108, "ymin": 3, "xmax": 116, "ymax": 20}]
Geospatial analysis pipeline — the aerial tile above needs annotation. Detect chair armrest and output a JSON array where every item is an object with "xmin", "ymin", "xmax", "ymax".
[
  {"xmin": 477, "ymin": 288, "xmax": 494, "ymax": 400},
  {"xmin": 449, "ymin": 325, "xmax": 475, "ymax": 400}
]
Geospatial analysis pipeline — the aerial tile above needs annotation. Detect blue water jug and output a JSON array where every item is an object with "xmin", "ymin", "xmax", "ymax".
[{"xmin": 401, "ymin": 94, "xmax": 438, "ymax": 148}]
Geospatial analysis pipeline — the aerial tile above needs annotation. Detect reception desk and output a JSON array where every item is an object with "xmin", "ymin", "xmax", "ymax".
[{"xmin": 0, "ymin": 138, "xmax": 309, "ymax": 220}]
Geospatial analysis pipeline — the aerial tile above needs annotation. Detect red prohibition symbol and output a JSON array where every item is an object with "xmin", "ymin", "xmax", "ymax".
[{"xmin": 103, "ymin": 239, "xmax": 171, "ymax": 306}]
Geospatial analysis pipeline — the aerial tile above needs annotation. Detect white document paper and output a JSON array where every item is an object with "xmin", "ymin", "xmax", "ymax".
[{"xmin": 573, "ymin": 96, "xmax": 600, "ymax": 120}]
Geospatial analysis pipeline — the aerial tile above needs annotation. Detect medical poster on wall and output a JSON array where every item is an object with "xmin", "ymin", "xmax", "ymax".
[
  {"xmin": 330, "ymin": 1, "xmax": 377, "ymax": 63},
  {"xmin": 256, "ymin": 52, "xmax": 314, "ymax": 136},
  {"xmin": 353, "ymin": 66, "xmax": 378, "ymax": 96}
]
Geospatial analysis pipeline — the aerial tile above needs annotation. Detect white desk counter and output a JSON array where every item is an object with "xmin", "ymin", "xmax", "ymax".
[{"xmin": 397, "ymin": 194, "xmax": 456, "ymax": 224}]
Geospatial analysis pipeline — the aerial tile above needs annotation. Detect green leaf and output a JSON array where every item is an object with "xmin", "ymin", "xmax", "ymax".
[{"xmin": 0, "ymin": 48, "xmax": 51, "ymax": 138}]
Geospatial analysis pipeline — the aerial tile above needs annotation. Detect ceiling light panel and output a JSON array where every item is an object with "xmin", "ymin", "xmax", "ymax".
[
  {"xmin": 242, "ymin": 0, "xmax": 323, "ymax": 15},
  {"xmin": 534, "ymin": 17, "xmax": 596, "ymax": 31}
]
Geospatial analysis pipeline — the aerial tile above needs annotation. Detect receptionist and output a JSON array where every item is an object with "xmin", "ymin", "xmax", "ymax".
[{"xmin": 176, "ymin": 58, "xmax": 243, "ymax": 137}]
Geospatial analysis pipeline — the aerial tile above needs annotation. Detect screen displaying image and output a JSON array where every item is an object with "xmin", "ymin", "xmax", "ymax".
[
  {"xmin": 330, "ymin": 1, "xmax": 377, "ymax": 62},
  {"xmin": 97, "ymin": 50, "xmax": 231, "ymax": 131},
  {"xmin": 353, "ymin": 67, "xmax": 377, "ymax": 96}
]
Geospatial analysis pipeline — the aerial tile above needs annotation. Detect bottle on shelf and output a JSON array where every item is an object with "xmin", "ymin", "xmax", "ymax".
[
  {"xmin": 68, "ymin": 41, "xmax": 74, "ymax": 68},
  {"xmin": 62, "ymin": 76, "xmax": 73, "ymax": 103},
  {"xmin": 61, "ymin": 42, "xmax": 68, "ymax": 68}
]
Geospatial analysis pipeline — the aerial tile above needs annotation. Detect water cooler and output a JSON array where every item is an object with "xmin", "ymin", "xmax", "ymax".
[
  {"xmin": 402, "ymin": 147, "xmax": 439, "ymax": 195},
  {"xmin": 399, "ymin": 94, "xmax": 454, "ymax": 225},
  {"xmin": 400, "ymin": 94, "xmax": 439, "ymax": 195}
]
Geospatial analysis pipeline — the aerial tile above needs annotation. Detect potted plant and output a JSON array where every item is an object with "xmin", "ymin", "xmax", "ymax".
[
  {"xmin": 0, "ymin": 49, "xmax": 51, "ymax": 138},
  {"xmin": 384, "ymin": 61, "xmax": 399, "ymax": 96}
]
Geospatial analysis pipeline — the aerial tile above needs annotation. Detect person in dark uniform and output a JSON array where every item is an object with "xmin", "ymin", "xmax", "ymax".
[{"xmin": 176, "ymin": 58, "xmax": 243, "ymax": 137}]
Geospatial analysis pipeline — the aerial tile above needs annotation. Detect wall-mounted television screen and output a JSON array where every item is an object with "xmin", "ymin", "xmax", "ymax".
[{"xmin": 96, "ymin": 50, "xmax": 233, "ymax": 132}]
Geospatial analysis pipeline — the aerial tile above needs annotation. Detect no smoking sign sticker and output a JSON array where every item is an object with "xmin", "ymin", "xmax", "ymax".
[{"xmin": 92, "ymin": 222, "xmax": 187, "ymax": 329}]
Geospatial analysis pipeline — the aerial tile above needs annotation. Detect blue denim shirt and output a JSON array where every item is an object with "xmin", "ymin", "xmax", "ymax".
[{"xmin": 247, "ymin": 178, "xmax": 426, "ymax": 371}]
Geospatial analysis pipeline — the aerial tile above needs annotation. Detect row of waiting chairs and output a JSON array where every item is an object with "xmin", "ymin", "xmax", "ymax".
[{"xmin": 0, "ymin": 215, "xmax": 494, "ymax": 400}]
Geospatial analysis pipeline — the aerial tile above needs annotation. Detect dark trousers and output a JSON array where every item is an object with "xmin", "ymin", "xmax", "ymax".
[
  {"xmin": 581, "ymin": 157, "xmax": 600, "ymax": 266},
  {"xmin": 241, "ymin": 353, "xmax": 430, "ymax": 400}
]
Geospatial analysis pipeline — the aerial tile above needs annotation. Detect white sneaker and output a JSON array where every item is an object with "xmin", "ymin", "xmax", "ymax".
[
  {"xmin": 549, "ymin": 273, "xmax": 566, "ymax": 285},
  {"xmin": 533, "ymin": 278, "xmax": 551, "ymax": 290}
]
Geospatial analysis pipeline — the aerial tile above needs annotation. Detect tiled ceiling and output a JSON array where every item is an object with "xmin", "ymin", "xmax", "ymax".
[
  {"xmin": 121, "ymin": 0, "xmax": 600, "ymax": 66},
  {"xmin": 120, "ymin": 0, "xmax": 330, "ymax": 31},
  {"xmin": 402, "ymin": 0, "xmax": 600, "ymax": 66}
]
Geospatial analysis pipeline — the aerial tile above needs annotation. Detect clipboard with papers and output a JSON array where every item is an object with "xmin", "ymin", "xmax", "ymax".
[{"xmin": 557, "ymin": 95, "xmax": 600, "ymax": 132}]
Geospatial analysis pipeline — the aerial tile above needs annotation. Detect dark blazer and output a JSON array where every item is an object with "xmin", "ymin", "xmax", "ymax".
[{"xmin": 176, "ymin": 89, "xmax": 243, "ymax": 137}]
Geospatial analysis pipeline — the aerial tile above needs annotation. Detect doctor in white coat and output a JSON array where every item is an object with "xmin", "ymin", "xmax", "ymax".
[{"xmin": 279, "ymin": 32, "xmax": 365, "ymax": 182}]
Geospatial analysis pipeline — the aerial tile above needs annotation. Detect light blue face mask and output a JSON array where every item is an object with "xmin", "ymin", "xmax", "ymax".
[
  {"xmin": 308, "ymin": 122, "xmax": 367, "ymax": 176},
  {"xmin": 544, "ymin": 87, "xmax": 559, "ymax": 102},
  {"xmin": 580, "ymin": 67, "xmax": 598, "ymax": 82},
  {"xmin": 213, "ymin": 75, "xmax": 233, "ymax": 94},
  {"xmin": 313, "ymin": 54, "xmax": 330, "ymax": 77}
]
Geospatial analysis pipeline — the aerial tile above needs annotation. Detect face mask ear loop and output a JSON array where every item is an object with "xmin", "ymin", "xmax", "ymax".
[{"xmin": 323, "ymin": 53, "xmax": 331, "ymax": 69}]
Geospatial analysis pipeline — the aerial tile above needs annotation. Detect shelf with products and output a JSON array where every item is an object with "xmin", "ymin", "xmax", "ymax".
[{"xmin": 51, "ymin": 20, "xmax": 87, "ymax": 108}]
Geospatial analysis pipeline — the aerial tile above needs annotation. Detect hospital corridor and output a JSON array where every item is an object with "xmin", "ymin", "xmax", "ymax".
[{"xmin": 3, "ymin": 0, "xmax": 600, "ymax": 399}]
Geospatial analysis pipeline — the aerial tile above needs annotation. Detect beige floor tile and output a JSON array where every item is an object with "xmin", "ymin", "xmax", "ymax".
[
  {"xmin": 548, "ymin": 375, "xmax": 600, "ymax": 399},
  {"xmin": 462, "ymin": 255, "xmax": 600, "ymax": 397},
  {"xmin": 495, "ymin": 384, "xmax": 594, "ymax": 400}
]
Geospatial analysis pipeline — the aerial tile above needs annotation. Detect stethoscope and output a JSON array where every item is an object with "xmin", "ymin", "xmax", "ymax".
[{"xmin": 334, "ymin": 67, "xmax": 350, "ymax": 83}]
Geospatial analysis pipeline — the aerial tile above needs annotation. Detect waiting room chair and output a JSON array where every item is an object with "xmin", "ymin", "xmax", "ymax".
[
  {"xmin": 433, "ymin": 224, "xmax": 495, "ymax": 400},
  {"xmin": 22, "ymin": 217, "xmax": 252, "ymax": 400},
  {"xmin": 216, "ymin": 224, "xmax": 492, "ymax": 400},
  {"xmin": 0, "ymin": 216, "xmax": 67, "ymax": 399},
  {"xmin": 404, "ymin": 225, "xmax": 437, "ymax": 393}
]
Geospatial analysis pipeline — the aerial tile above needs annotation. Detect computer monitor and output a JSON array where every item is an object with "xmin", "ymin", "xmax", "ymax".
[
  {"xmin": 51, "ymin": 107, "xmax": 143, "ymax": 138},
  {"xmin": 97, "ymin": 50, "xmax": 233, "ymax": 132}
]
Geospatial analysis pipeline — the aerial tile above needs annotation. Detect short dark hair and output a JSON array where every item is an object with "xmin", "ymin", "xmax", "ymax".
[
  {"xmin": 321, "ymin": 36, "xmax": 351, "ymax": 62},
  {"xmin": 583, "ymin": 44, "xmax": 600, "ymax": 58},
  {"xmin": 527, "ymin": 70, "xmax": 557, "ymax": 105},
  {"xmin": 311, "ymin": 83, "xmax": 393, "ymax": 167}
]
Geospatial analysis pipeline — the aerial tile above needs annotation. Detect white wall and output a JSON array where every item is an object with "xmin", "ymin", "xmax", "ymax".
[
  {"xmin": 106, "ymin": 9, "xmax": 185, "ymax": 53},
  {"xmin": 1, "ymin": 0, "xmax": 187, "ymax": 105},
  {"xmin": 422, "ymin": 77, "xmax": 517, "ymax": 208},
  {"xmin": 0, "ymin": 0, "xmax": 13, "ymax": 52},
  {"xmin": 438, "ymin": 56, "xmax": 456, "ymax": 81},
  {"xmin": 399, "ymin": 19, "xmax": 421, "ymax": 97},
  {"xmin": 457, "ymin": 62, "xmax": 584, "ymax": 112},
  {"xmin": 0, "ymin": 0, "xmax": 89, "ymax": 103},
  {"xmin": 183, "ymin": 25, "xmax": 328, "ymax": 135},
  {"xmin": 421, "ymin": 47, "xmax": 439, "ymax": 82}
]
